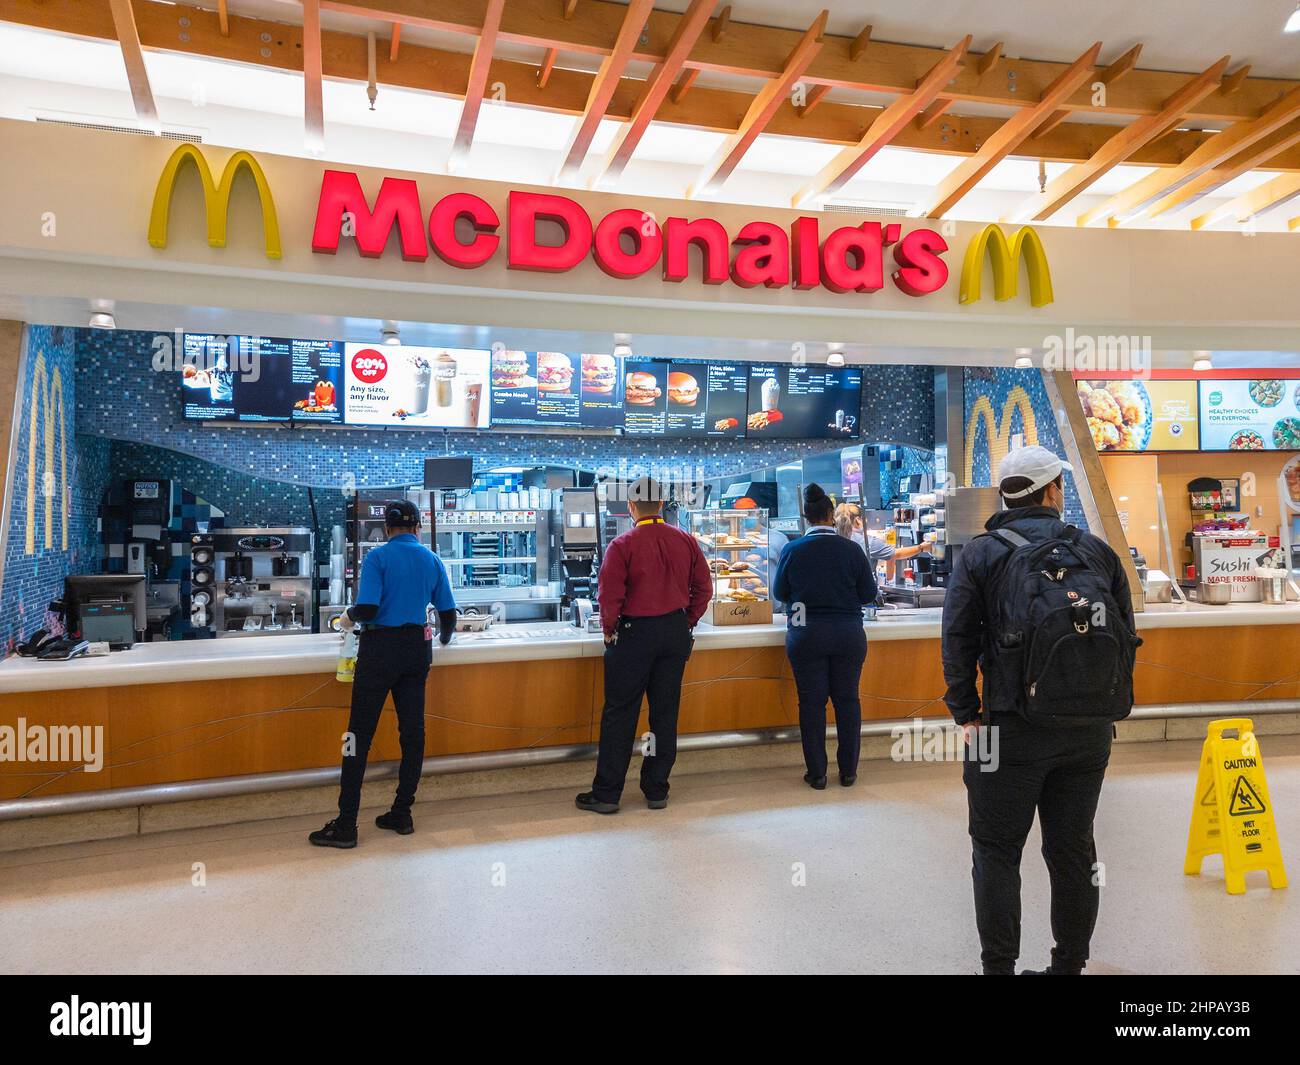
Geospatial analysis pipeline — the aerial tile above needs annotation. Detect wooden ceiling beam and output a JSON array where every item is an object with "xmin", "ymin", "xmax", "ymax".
[
  {"xmin": 217, "ymin": 0, "xmax": 229, "ymax": 37},
  {"xmin": 1028, "ymin": 45, "xmax": 1142, "ymax": 148},
  {"xmin": 301, "ymin": 0, "xmax": 324, "ymax": 150},
  {"xmin": 555, "ymin": 0, "xmax": 655, "ymax": 182},
  {"xmin": 976, "ymin": 42, "xmax": 1003, "ymax": 78},
  {"xmin": 1191, "ymin": 171, "xmax": 1300, "ymax": 230},
  {"xmin": 1145, "ymin": 119, "xmax": 1300, "ymax": 219},
  {"xmin": 792, "ymin": 35, "xmax": 969, "ymax": 207},
  {"xmin": 711, "ymin": 5, "xmax": 730, "ymax": 43},
  {"xmin": 448, "ymin": 0, "xmax": 505, "ymax": 171},
  {"xmin": 923, "ymin": 42, "xmax": 1102, "ymax": 218},
  {"xmin": 914, "ymin": 98, "xmax": 953, "ymax": 131},
  {"xmin": 691, "ymin": 10, "xmax": 829, "ymax": 197},
  {"xmin": 15, "ymin": 0, "xmax": 1300, "ymax": 176},
  {"xmin": 850, "ymin": 25, "xmax": 872, "ymax": 61},
  {"xmin": 1006, "ymin": 57, "xmax": 1229, "ymax": 223},
  {"xmin": 594, "ymin": 0, "xmax": 715, "ymax": 185},
  {"xmin": 538, "ymin": 46, "xmax": 558, "ymax": 88},
  {"xmin": 11, "ymin": 0, "xmax": 1299, "ymax": 124},
  {"xmin": 107, "ymin": 0, "xmax": 161, "ymax": 133},
  {"xmin": 1078, "ymin": 84, "xmax": 1300, "ymax": 226},
  {"xmin": 307, "ymin": 1, "xmax": 1282, "ymax": 123},
  {"xmin": 389, "ymin": 22, "xmax": 401, "ymax": 62}
]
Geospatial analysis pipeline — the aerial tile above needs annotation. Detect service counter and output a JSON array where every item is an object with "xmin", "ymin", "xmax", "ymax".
[{"xmin": 2, "ymin": 604, "xmax": 1299, "ymax": 801}]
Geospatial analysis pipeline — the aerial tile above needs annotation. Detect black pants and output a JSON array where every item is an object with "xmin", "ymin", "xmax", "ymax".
[
  {"xmin": 786, "ymin": 616, "xmax": 867, "ymax": 778},
  {"xmin": 963, "ymin": 716, "xmax": 1112, "ymax": 974},
  {"xmin": 591, "ymin": 611, "xmax": 693, "ymax": 804},
  {"xmin": 337, "ymin": 626, "xmax": 432, "ymax": 824}
]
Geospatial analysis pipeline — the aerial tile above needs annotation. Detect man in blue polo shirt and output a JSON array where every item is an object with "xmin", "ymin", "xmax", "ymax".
[{"xmin": 310, "ymin": 499, "xmax": 457, "ymax": 849}]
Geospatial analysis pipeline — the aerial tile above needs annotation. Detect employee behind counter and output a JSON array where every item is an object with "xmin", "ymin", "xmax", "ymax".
[
  {"xmin": 834, "ymin": 503, "xmax": 932, "ymax": 580},
  {"xmin": 310, "ymin": 499, "xmax": 458, "ymax": 850}
]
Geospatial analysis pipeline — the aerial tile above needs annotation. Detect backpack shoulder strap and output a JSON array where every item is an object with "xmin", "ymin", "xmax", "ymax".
[{"xmin": 990, "ymin": 528, "xmax": 1031, "ymax": 550}]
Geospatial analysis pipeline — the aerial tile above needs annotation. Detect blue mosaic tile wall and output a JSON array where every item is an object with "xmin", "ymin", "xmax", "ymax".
[
  {"xmin": 879, "ymin": 444, "xmax": 936, "ymax": 503},
  {"xmin": 0, "ymin": 326, "xmax": 114, "ymax": 652},
  {"xmin": 73, "ymin": 329, "xmax": 936, "ymax": 487},
  {"xmin": 106, "ymin": 440, "xmax": 347, "ymax": 562},
  {"xmin": 962, "ymin": 366, "xmax": 1085, "ymax": 527}
]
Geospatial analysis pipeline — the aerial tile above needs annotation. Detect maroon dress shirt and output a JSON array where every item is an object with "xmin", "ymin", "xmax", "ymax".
[{"xmin": 597, "ymin": 518, "xmax": 713, "ymax": 637}]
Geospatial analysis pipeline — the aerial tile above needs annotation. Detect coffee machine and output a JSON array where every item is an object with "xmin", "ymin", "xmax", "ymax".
[
  {"xmin": 558, "ymin": 488, "xmax": 601, "ymax": 629},
  {"xmin": 210, "ymin": 527, "xmax": 315, "ymax": 636}
]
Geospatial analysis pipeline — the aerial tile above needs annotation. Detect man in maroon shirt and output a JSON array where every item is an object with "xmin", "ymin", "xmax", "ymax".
[{"xmin": 576, "ymin": 476, "xmax": 712, "ymax": 814}]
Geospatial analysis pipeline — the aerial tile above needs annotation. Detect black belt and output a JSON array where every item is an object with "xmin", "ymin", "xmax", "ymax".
[{"xmin": 362, "ymin": 623, "xmax": 426, "ymax": 632}]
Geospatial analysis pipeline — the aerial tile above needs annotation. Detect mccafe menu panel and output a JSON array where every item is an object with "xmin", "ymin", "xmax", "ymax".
[
  {"xmin": 342, "ymin": 345, "xmax": 490, "ymax": 429},
  {"xmin": 622, "ymin": 360, "xmax": 749, "ymax": 437},
  {"xmin": 181, "ymin": 334, "xmax": 343, "ymax": 424},
  {"xmin": 490, "ymin": 351, "xmax": 623, "ymax": 429},
  {"xmin": 745, "ymin": 364, "xmax": 862, "ymax": 439}
]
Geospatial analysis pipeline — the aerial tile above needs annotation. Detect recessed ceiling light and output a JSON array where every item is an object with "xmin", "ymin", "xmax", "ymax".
[
  {"xmin": 380, "ymin": 320, "xmax": 401, "ymax": 346},
  {"xmin": 1192, "ymin": 351, "xmax": 1213, "ymax": 372},
  {"xmin": 827, "ymin": 347, "xmax": 845, "ymax": 367},
  {"xmin": 1014, "ymin": 348, "xmax": 1033, "ymax": 369},
  {"xmin": 1286, "ymin": 3, "xmax": 1300, "ymax": 32},
  {"xmin": 612, "ymin": 334, "xmax": 633, "ymax": 359},
  {"xmin": 88, "ymin": 299, "xmax": 115, "ymax": 329}
]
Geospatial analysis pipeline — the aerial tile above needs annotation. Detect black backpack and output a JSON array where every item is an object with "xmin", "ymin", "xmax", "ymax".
[{"xmin": 983, "ymin": 526, "xmax": 1141, "ymax": 725}]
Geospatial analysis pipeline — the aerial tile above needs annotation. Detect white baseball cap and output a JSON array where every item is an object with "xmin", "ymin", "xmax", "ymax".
[{"xmin": 997, "ymin": 445, "xmax": 1072, "ymax": 498}]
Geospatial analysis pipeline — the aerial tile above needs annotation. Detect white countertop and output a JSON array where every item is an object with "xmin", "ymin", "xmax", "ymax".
[{"xmin": 2, "ymin": 601, "xmax": 1299, "ymax": 694}]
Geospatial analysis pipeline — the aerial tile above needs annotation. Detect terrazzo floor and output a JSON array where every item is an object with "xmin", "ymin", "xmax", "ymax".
[{"xmin": 1, "ymin": 735, "xmax": 1297, "ymax": 974}]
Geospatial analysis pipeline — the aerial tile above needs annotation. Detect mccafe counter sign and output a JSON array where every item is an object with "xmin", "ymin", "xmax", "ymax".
[{"xmin": 148, "ymin": 146, "xmax": 1054, "ymax": 306}]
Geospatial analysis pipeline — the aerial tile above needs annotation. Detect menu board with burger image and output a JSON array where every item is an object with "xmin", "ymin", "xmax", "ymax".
[
  {"xmin": 343, "ymin": 344, "xmax": 489, "ymax": 429},
  {"xmin": 745, "ymin": 364, "xmax": 862, "ymax": 439},
  {"xmin": 490, "ymin": 350, "xmax": 622, "ymax": 428},
  {"xmin": 181, "ymin": 334, "xmax": 343, "ymax": 424},
  {"xmin": 622, "ymin": 359, "xmax": 748, "ymax": 437}
]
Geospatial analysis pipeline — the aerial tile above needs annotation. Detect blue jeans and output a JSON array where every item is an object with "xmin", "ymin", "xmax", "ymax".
[{"xmin": 786, "ymin": 616, "xmax": 867, "ymax": 778}]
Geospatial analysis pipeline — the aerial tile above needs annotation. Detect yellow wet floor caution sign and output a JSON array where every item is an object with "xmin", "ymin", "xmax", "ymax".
[{"xmin": 1184, "ymin": 718, "xmax": 1287, "ymax": 894}]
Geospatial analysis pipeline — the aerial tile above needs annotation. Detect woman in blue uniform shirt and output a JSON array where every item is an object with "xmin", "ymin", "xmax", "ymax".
[{"xmin": 773, "ymin": 484, "xmax": 878, "ymax": 789}]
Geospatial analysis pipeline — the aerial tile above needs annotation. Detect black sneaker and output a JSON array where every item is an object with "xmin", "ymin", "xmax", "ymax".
[
  {"xmin": 646, "ymin": 797, "xmax": 668, "ymax": 810},
  {"xmin": 804, "ymin": 773, "xmax": 827, "ymax": 790},
  {"xmin": 575, "ymin": 792, "xmax": 619, "ymax": 814},
  {"xmin": 376, "ymin": 810, "xmax": 414, "ymax": 835},
  {"xmin": 840, "ymin": 773, "xmax": 857, "ymax": 787},
  {"xmin": 309, "ymin": 819, "xmax": 357, "ymax": 849}
]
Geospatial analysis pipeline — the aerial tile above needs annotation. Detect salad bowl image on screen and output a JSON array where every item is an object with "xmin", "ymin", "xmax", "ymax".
[{"xmin": 1199, "ymin": 377, "xmax": 1300, "ymax": 451}]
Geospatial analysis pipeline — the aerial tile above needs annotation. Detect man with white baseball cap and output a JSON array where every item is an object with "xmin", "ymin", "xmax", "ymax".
[{"xmin": 941, "ymin": 443, "xmax": 1136, "ymax": 976}]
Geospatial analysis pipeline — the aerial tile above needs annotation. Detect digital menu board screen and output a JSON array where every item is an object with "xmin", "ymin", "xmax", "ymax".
[
  {"xmin": 181, "ymin": 334, "xmax": 343, "ymax": 423},
  {"xmin": 342, "ymin": 345, "xmax": 490, "ymax": 429},
  {"xmin": 1077, "ymin": 379, "xmax": 1199, "ymax": 452},
  {"xmin": 622, "ymin": 359, "xmax": 749, "ymax": 437},
  {"xmin": 1199, "ymin": 378, "xmax": 1300, "ymax": 451},
  {"xmin": 489, "ymin": 351, "xmax": 623, "ymax": 429},
  {"xmin": 745, "ymin": 364, "xmax": 862, "ymax": 439}
]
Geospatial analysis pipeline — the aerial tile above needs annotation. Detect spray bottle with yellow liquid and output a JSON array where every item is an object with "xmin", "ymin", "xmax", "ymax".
[{"xmin": 331, "ymin": 611, "xmax": 358, "ymax": 683}]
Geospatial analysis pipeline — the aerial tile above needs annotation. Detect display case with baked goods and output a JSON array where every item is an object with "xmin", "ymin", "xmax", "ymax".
[{"xmin": 689, "ymin": 509, "xmax": 774, "ymax": 625}]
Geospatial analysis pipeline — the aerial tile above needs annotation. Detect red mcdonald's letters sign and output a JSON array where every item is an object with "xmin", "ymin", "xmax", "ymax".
[{"xmin": 310, "ymin": 170, "xmax": 950, "ymax": 298}]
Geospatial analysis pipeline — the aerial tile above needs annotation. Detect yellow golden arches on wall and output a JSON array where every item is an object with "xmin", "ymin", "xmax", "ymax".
[
  {"xmin": 963, "ymin": 386, "xmax": 1039, "ymax": 486},
  {"xmin": 959, "ymin": 224, "xmax": 1054, "ymax": 308},
  {"xmin": 24, "ymin": 351, "xmax": 69, "ymax": 555},
  {"xmin": 147, "ymin": 144, "xmax": 282, "ymax": 260}
]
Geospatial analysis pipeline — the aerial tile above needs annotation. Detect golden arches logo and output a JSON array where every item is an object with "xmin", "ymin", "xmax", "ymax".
[
  {"xmin": 963, "ymin": 387, "xmax": 1039, "ymax": 486},
  {"xmin": 147, "ymin": 144, "xmax": 282, "ymax": 259},
  {"xmin": 959, "ymin": 224, "xmax": 1054, "ymax": 308},
  {"xmin": 25, "ymin": 350, "xmax": 69, "ymax": 555}
]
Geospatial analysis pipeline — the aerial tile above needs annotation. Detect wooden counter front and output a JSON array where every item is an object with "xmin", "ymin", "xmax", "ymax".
[{"xmin": 2, "ymin": 619, "xmax": 1298, "ymax": 801}]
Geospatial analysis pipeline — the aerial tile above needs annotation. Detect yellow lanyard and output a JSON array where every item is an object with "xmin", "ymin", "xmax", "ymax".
[{"xmin": 634, "ymin": 517, "xmax": 665, "ymax": 526}]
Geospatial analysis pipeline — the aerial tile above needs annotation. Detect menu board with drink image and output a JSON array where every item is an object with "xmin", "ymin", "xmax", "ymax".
[
  {"xmin": 181, "ymin": 334, "xmax": 343, "ymax": 424},
  {"xmin": 489, "ymin": 350, "xmax": 623, "ymax": 429},
  {"xmin": 745, "ymin": 364, "xmax": 862, "ymax": 439},
  {"xmin": 342, "ymin": 345, "xmax": 490, "ymax": 429}
]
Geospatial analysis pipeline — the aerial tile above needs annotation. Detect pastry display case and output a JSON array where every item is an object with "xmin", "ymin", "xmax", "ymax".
[{"xmin": 689, "ymin": 509, "xmax": 774, "ymax": 626}]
